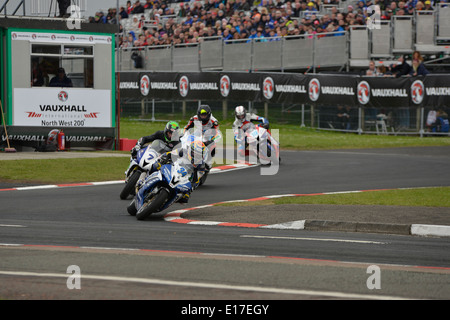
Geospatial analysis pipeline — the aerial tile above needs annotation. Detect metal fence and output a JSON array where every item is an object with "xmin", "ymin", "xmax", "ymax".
[
  {"xmin": 117, "ymin": 33, "xmax": 348, "ymax": 73},
  {"xmin": 120, "ymin": 99, "xmax": 450, "ymax": 137}
]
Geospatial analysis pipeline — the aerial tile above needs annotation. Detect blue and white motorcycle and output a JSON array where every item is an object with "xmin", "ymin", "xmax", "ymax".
[
  {"xmin": 119, "ymin": 139, "xmax": 171, "ymax": 200},
  {"xmin": 127, "ymin": 154, "xmax": 194, "ymax": 220}
]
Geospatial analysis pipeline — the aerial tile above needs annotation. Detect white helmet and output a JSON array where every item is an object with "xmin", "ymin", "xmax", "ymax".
[{"xmin": 235, "ymin": 106, "xmax": 246, "ymax": 120}]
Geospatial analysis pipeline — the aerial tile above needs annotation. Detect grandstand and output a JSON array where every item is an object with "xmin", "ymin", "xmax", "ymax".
[
  {"xmin": 110, "ymin": 0, "xmax": 450, "ymax": 73},
  {"xmin": 2, "ymin": 0, "xmax": 449, "ymax": 73}
]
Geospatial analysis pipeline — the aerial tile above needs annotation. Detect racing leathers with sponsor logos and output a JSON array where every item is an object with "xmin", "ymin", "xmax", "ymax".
[
  {"xmin": 233, "ymin": 105, "xmax": 270, "ymax": 157},
  {"xmin": 232, "ymin": 105, "xmax": 269, "ymax": 132},
  {"xmin": 183, "ymin": 105, "xmax": 221, "ymax": 172},
  {"xmin": 155, "ymin": 137, "xmax": 207, "ymax": 204}
]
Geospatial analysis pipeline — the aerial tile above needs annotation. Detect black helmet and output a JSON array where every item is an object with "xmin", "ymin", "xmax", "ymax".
[
  {"xmin": 164, "ymin": 121, "xmax": 180, "ymax": 142},
  {"xmin": 197, "ymin": 105, "xmax": 211, "ymax": 125}
]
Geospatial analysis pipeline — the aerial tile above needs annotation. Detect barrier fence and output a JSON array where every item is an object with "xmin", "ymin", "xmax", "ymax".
[
  {"xmin": 118, "ymin": 71, "xmax": 450, "ymax": 136},
  {"xmin": 117, "ymin": 33, "xmax": 348, "ymax": 73}
]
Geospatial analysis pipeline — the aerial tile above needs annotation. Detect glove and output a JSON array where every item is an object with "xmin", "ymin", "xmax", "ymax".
[
  {"xmin": 159, "ymin": 152, "xmax": 170, "ymax": 165},
  {"xmin": 131, "ymin": 144, "xmax": 141, "ymax": 158}
]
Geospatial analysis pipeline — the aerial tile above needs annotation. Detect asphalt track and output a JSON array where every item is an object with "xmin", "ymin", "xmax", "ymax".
[{"xmin": 0, "ymin": 146, "xmax": 450, "ymax": 301}]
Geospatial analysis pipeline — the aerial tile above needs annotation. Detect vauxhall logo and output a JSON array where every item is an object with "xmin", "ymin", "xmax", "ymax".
[
  {"xmin": 39, "ymin": 105, "xmax": 88, "ymax": 112},
  {"xmin": 37, "ymin": 90, "xmax": 87, "ymax": 112}
]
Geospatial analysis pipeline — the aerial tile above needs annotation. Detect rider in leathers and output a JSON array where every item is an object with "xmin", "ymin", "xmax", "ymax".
[
  {"xmin": 232, "ymin": 105, "xmax": 269, "ymax": 132},
  {"xmin": 156, "ymin": 137, "xmax": 207, "ymax": 204},
  {"xmin": 184, "ymin": 105, "xmax": 221, "ymax": 172},
  {"xmin": 131, "ymin": 121, "xmax": 181, "ymax": 158},
  {"xmin": 232, "ymin": 105, "xmax": 270, "ymax": 157}
]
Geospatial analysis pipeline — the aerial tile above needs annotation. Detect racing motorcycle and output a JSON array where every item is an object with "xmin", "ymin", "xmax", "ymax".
[
  {"xmin": 183, "ymin": 127, "xmax": 221, "ymax": 187},
  {"xmin": 119, "ymin": 139, "xmax": 171, "ymax": 200},
  {"xmin": 127, "ymin": 133, "xmax": 201, "ymax": 220},
  {"xmin": 234, "ymin": 122, "xmax": 280, "ymax": 164},
  {"xmin": 127, "ymin": 160, "xmax": 193, "ymax": 220}
]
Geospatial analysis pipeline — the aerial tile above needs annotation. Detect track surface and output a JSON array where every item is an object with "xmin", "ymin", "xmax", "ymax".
[{"xmin": 0, "ymin": 147, "xmax": 450, "ymax": 301}]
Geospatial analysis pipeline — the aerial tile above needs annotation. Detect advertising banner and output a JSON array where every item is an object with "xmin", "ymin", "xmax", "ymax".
[
  {"xmin": 13, "ymin": 88, "xmax": 112, "ymax": 128},
  {"xmin": 356, "ymin": 77, "xmax": 410, "ymax": 108},
  {"xmin": 119, "ymin": 72, "xmax": 450, "ymax": 108}
]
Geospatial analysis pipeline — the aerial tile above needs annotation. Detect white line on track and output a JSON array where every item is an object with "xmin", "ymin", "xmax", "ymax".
[
  {"xmin": 241, "ymin": 235, "xmax": 388, "ymax": 245},
  {"xmin": 0, "ymin": 224, "xmax": 26, "ymax": 228},
  {"xmin": 0, "ymin": 270, "xmax": 408, "ymax": 300}
]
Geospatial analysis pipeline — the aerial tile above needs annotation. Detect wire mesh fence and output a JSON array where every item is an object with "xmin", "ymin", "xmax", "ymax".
[{"xmin": 119, "ymin": 98, "xmax": 450, "ymax": 137}]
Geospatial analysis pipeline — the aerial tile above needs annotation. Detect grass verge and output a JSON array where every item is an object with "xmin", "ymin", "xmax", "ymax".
[
  {"xmin": 215, "ymin": 187, "xmax": 450, "ymax": 208},
  {"xmin": 120, "ymin": 118, "xmax": 450, "ymax": 150},
  {"xmin": 0, "ymin": 158, "xmax": 130, "ymax": 184}
]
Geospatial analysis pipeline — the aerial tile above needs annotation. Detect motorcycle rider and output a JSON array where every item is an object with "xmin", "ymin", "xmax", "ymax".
[
  {"xmin": 183, "ymin": 104, "xmax": 221, "ymax": 172},
  {"xmin": 233, "ymin": 105, "xmax": 269, "ymax": 131},
  {"xmin": 157, "ymin": 136, "xmax": 207, "ymax": 204},
  {"xmin": 131, "ymin": 121, "xmax": 181, "ymax": 158},
  {"xmin": 233, "ymin": 105, "xmax": 270, "ymax": 157}
]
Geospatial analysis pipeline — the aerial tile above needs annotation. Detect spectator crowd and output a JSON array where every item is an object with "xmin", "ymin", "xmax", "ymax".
[{"xmin": 88, "ymin": 0, "xmax": 448, "ymax": 48}]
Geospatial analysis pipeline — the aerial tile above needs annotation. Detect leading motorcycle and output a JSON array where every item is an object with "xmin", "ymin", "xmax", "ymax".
[
  {"xmin": 127, "ymin": 132, "xmax": 205, "ymax": 220},
  {"xmin": 127, "ymin": 159, "xmax": 193, "ymax": 220}
]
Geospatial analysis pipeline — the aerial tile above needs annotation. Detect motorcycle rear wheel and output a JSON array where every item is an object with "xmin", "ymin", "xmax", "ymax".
[{"xmin": 136, "ymin": 188, "xmax": 170, "ymax": 220}]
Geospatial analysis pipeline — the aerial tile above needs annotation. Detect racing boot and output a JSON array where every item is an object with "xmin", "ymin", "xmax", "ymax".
[{"xmin": 177, "ymin": 193, "xmax": 190, "ymax": 204}]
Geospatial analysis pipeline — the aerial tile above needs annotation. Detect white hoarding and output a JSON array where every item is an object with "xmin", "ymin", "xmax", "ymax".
[{"xmin": 13, "ymin": 88, "xmax": 111, "ymax": 128}]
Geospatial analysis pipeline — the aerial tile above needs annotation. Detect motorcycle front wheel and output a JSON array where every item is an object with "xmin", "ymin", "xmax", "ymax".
[
  {"xmin": 136, "ymin": 188, "xmax": 170, "ymax": 220},
  {"xmin": 198, "ymin": 171, "xmax": 208, "ymax": 186},
  {"xmin": 120, "ymin": 169, "xmax": 142, "ymax": 200}
]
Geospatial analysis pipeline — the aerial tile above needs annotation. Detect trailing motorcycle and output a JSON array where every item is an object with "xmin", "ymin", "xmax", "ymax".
[
  {"xmin": 119, "ymin": 139, "xmax": 171, "ymax": 200},
  {"xmin": 234, "ymin": 122, "xmax": 280, "ymax": 164}
]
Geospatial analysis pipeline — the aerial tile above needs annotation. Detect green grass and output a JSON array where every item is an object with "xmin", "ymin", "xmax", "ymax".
[
  {"xmin": 120, "ymin": 118, "xmax": 450, "ymax": 150},
  {"xmin": 0, "ymin": 158, "xmax": 130, "ymax": 184},
  {"xmin": 215, "ymin": 187, "xmax": 450, "ymax": 208}
]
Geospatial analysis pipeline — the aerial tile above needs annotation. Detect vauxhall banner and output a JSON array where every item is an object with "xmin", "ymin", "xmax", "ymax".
[
  {"xmin": 306, "ymin": 74, "xmax": 357, "ymax": 105},
  {"xmin": 119, "ymin": 72, "xmax": 450, "ymax": 108},
  {"xmin": 356, "ymin": 77, "xmax": 410, "ymax": 108},
  {"xmin": 422, "ymin": 75, "xmax": 450, "ymax": 107}
]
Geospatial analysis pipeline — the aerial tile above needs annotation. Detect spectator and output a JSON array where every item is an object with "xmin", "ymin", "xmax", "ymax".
[
  {"xmin": 426, "ymin": 109, "xmax": 437, "ymax": 132},
  {"xmin": 424, "ymin": 0, "xmax": 434, "ymax": 11},
  {"xmin": 119, "ymin": 6, "xmax": 129, "ymax": 19},
  {"xmin": 388, "ymin": 55, "xmax": 411, "ymax": 77},
  {"xmin": 112, "ymin": 0, "xmax": 440, "ymax": 51},
  {"xmin": 366, "ymin": 60, "xmax": 377, "ymax": 75},
  {"xmin": 126, "ymin": 1, "xmax": 133, "ymax": 14},
  {"xmin": 305, "ymin": 2, "xmax": 319, "ymax": 19},
  {"xmin": 415, "ymin": 1, "xmax": 425, "ymax": 10},
  {"xmin": 433, "ymin": 109, "xmax": 450, "ymax": 133},
  {"xmin": 413, "ymin": 50, "xmax": 425, "ymax": 63},
  {"xmin": 49, "ymin": 68, "xmax": 73, "ymax": 87},
  {"xmin": 409, "ymin": 58, "xmax": 430, "ymax": 76},
  {"xmin": 57, "ymin": 0, "xmax": 70, "ymax": 18},
  {"xmin": 377, "ymin": 65, "xmax": 387, "ymax": 76},
  {"xmin": 335, "ymin": 105, "xmax": 351, "ymax": 130},
  {"xmin": 131, "ymin": 1, "xmax": 145, "ymax": 14},
  {"xmin": 94, "ymin": 11, "xmax": 107, "ymax": 23},
  {"xmin": 31, "ymin": 60, "xmax": 47, "ymax": 87},
  {"xmin": 143, "ymin": 0, "xmax": 153, "ymax": 10}
]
